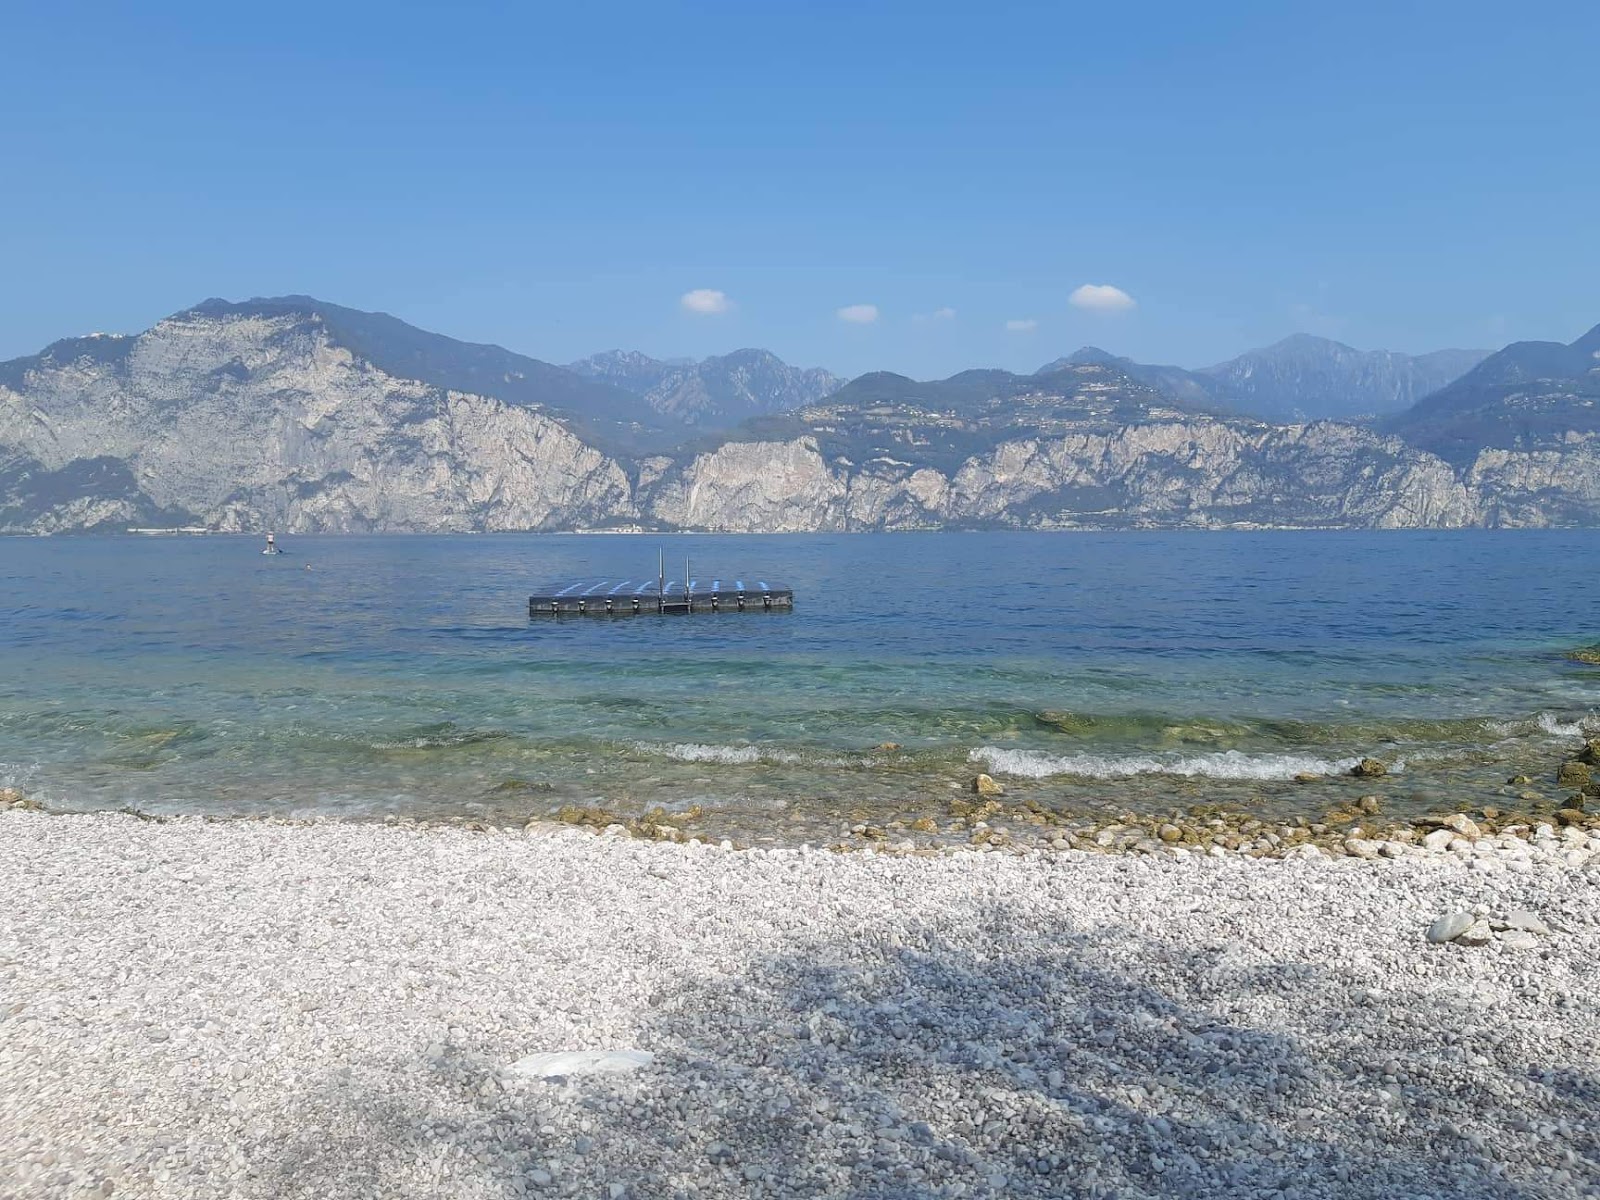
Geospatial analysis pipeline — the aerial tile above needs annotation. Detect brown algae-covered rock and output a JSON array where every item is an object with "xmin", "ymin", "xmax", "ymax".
[{"xmin": 1556, "ymin": 761, "xmax": 1592, "ymax": 787}]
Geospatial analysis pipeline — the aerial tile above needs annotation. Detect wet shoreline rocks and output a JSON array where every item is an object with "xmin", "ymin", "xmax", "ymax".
[
  {"xmin": 14, "ymin": 729, "xmax": 1600, "ymax": 869},
  {"xmin": 0, "ymin": 787, "xmax": 40, "ymax": 811}
]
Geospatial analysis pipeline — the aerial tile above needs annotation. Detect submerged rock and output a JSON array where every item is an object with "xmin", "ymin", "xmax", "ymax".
[
  {"xmin": 1035, "ymin": 710, "xmax": 1096, "ymax": 734},
  {"xmin": 1556, "ymin": 761, "xmax": 1591, "ymax": 787},
  {"xmin": 491, "ymin": 778, "xmax": 554, "ymax": 795}
]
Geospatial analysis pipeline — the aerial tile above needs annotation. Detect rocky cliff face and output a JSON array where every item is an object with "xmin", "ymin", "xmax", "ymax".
[
  {"xmin": 643, "ymin": 420, "xmax": 1482, "ymax": 532},
  {"xmin": 0, "ymin": 307, "xmax": 635, "ymax": 532},
  {"xmin": 1, "ymin": 299, "xmax": 1596, "ymax": 534}
]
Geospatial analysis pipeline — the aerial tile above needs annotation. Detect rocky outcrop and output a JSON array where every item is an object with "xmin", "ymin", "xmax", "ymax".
[
  {"xmin": 1466, "ymin": 440, "xmax": 1600, "ymax": 528},
  {"xmin": 645, "ymin": 439, "xmax": 849, "ymax": 532}
]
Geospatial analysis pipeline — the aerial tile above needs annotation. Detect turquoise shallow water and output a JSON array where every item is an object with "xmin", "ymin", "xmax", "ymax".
[{"xmin": 2, "ymin": 531, "xmax": 1597, "ymax": 837}]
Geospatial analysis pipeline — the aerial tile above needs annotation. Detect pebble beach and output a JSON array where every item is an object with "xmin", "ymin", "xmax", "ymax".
[{"xmin": 3, "ymin": 810, "xmax": 1597, "ymax": 1200}]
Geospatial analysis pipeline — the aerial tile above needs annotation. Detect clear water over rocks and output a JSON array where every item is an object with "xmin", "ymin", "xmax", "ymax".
[{"xmin": 2, "ymin": 531, "xmax": 1597, "ymax": 844}]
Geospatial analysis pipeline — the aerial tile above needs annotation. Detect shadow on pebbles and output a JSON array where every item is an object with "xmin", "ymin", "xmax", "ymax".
[{"xmin": 1, "ymin": 812, "xmax": 1596, "ymax": 1200}]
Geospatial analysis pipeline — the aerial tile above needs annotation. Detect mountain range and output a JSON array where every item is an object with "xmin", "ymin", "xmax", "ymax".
[
  {"xmin": 1037, "ymin": 335, "xmax": 1491, "ymax": 423},
  {"xmin": 1, "ymin": 295, "xmax": 1596, "ymax": 534}
]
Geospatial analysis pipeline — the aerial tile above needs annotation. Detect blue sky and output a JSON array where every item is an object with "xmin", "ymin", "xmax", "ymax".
[{"xmin": 3, "ymin": 1, "xmax": 1597, "ymax": 378}]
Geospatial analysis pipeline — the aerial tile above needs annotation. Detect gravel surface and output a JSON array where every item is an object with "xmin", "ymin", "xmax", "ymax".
[{"xmin": 3, "ymin": 811, "xmax": 1598, "ymax": 1199}]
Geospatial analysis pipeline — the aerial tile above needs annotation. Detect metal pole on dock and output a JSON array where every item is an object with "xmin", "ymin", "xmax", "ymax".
[{"xmin": 658, "ymin": 548, "xmax": 665, "ymax": 613}]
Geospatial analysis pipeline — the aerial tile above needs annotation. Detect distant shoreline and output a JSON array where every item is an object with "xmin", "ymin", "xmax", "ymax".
[{"xmin": 4, "ymin": 524, "xmax": 1600, "ymax": 539}]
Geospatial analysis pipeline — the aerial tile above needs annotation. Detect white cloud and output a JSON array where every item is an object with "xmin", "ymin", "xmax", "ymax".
[
  {"xmin": 1005, "ymin": 318, "xmax": 1039, "ymax": 333},
  {"xmin": 680, "ymin": 288, "xmax": 730, "ymax": 315},
  {"xmin": 911, "ymin": 306, "xmax": 956, "ymax": 323},
  {"xmin": 1069, "ymin": 284, "xmax": 1137, "ymax": 314},
  {"xmin": 837, "ymin": 304, "xmax": 880, "ymax": 324}
]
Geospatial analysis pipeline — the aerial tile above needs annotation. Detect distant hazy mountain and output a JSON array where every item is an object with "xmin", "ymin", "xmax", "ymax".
[
  {"xmin": 1036, "ymin": 336, "xmax": 1487, "ymax": 422},
  {"xmin": 1195, "ymin": 333, "xmax": 1489, "ymax": 422},
  {"xmin": 567, "ymin": 348, "xmax": 840, "ymax": 430},
  {"xmin": 1384, "ymin": 322, "xmax": 1600, "ymax": 466}
]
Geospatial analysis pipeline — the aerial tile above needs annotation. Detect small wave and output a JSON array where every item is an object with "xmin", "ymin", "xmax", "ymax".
[
  {"xmin": 1535, "ymin": 711, "xmax": 1597, "ymax": 738},
  {"xmin": 1484, "ymin": 711, "xmax": 1598, "ymax": 739},
  {"xmin": 0, "ymin": 761, "xmax": 41, "ymax": 791},
  {"xmin": 369, "ymin": 724, "xmax": 511, "ymax": 750},
  {"xmin": 971, "ymin": 746, "xmax": 1365, "ymax": 781},
  {"xmin": 636, "ymin": 742, "xmax": 801, "ymax": 766}
]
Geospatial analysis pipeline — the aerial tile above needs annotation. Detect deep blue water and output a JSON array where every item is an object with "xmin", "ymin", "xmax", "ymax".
[{"xmin": 2, "ymin": 531, "xmax": 1597, "ymax": 834}]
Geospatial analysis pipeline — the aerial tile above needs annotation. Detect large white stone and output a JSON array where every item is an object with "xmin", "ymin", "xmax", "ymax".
[
  {"xmin": 1426, "ymin": 912, "xmax": 1473, "ymax": 944},
  {"xmin": 504, "ymin": 1049, "xmax": 655, "ymax": 1079}
]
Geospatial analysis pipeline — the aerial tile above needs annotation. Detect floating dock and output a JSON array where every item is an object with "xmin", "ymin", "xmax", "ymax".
[{"xmin": 529, "ymin": 577, "xmax": 794, "ymax": 616}]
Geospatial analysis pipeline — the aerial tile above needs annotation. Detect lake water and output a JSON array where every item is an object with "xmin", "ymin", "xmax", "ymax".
[{"xmin": 2, "ymin": 531, "xmax": 1597, "ymax": 844}]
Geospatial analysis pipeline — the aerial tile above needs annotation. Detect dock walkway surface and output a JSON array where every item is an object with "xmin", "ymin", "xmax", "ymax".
[{"xmin": 528, "ymin": 578, "xmax": 793, "ymax": 615}]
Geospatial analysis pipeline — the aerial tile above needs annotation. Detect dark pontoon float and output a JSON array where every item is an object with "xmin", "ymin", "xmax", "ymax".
[{"xmin": 529, "ymin": 555, "xmax": 793, "ymax": 617}]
